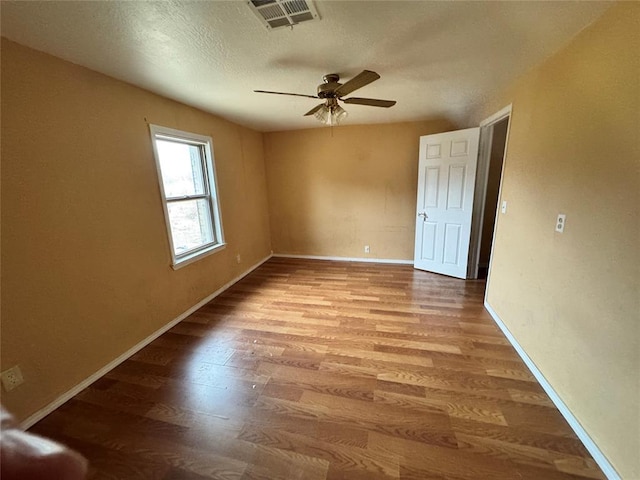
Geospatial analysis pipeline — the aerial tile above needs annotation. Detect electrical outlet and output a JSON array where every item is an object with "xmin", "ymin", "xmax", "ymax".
[
  {"xmin": 364, "ymin": 245, "xmax": 370, "ymax": 254},
  {"xmin": 1, "ymin": 365, "xmax": 24, "ymax": 392},
  {"xmin": 236, "ymin": 254, "xmax": 241, "ymax": 264},
  {"xmin": 555, "ymin": 214, "xmax": 566, "ymax": 233}
]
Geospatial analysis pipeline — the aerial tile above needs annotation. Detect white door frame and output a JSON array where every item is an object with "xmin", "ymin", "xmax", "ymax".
[{"xmin": 468, "ymin": 104, "xmax": 512, "ymax": 280}]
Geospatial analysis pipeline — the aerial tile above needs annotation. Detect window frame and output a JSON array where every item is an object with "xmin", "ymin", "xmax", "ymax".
[{"xmin": 149, "ymin": 124, "xmax": 225, "ymax": 269}]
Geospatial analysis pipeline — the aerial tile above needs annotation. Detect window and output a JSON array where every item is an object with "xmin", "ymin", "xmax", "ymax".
[{"xmin": 150, "ymin": 125, "xmax": 224, "ymax": 268}]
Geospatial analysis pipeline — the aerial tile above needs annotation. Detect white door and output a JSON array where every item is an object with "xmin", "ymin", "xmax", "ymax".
[{"xmin": 414, "ymin": 128, "xmax": 480, "ymax": 279}]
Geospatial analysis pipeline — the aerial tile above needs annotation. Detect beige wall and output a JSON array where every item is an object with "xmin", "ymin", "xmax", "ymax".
[
  {"xmin": 471, "ymin": 4, "xmax": 639, "ymax": 478},
  {"xmin": 264, "ymin": 120, "xmax": 455, "ymax": 260},
  {"xmin": 0, "ymin": 40, "xmax": 272, "ymax": 421}
]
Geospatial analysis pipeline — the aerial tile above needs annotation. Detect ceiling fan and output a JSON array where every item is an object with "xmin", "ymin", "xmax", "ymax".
[{"xmin": 254, "ymin": 70, "xmax": 396, "ymax": 126}]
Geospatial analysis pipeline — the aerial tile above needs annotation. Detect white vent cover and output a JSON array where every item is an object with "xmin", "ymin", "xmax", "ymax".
[{"xmin": 248, "ymin": 0, "xmax": 320, "ymax": 30}]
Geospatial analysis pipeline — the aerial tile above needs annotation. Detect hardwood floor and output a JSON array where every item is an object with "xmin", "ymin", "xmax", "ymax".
[{"xmin": 30, "ymin": 258, "xmax": 605, "ymax": 480}]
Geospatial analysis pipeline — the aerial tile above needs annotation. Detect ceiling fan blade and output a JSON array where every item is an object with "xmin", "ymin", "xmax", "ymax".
[
  {"xmin": 304, "ymin": 104, "xmax": 325, "ymax": 116},
  {"xmin": 254, "ymin": 90, "xmax": 318, "ymax": 99},
  {"xmin": 343, "ymin": 97, "xmax": 396, "ymax": 108},
  {"xmin": 334, "ymin": 70, "xmax": 380, "ymax": 97}
]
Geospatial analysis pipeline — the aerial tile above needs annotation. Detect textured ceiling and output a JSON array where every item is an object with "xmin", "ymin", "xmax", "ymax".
[{"xmin": 1, "ymin": 1, "xmax": 611, "ymax": 132}]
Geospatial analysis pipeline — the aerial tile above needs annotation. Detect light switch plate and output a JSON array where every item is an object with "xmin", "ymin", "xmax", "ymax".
[{"xmin": 501, "ymin": 201, "xmax": 507, "ymax": 214}]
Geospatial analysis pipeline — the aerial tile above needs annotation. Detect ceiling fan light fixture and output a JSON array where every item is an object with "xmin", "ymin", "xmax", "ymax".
[
  {"xmin": 314, "ymin": 104, "xmax": 348, "ymax": 126},
  {"xmin": 332, "ymin": 105, "xmax": 348, "ymax": 125},
  {"xmin": 314, "ymin": 105, "xmax": 329, "ymax": 124}
]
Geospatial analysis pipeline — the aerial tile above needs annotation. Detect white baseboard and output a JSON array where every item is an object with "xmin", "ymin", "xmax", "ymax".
[
  {"xmin": 272, "ymin": 253, "xmax": 414, "ymax": 265},
  {"xmin": 20, "ymin": 254, "xmax": 273, "ymax": 430},
  {"xmin": 484, "ymin": 301, "xmax": 620, "ymax": 480}
]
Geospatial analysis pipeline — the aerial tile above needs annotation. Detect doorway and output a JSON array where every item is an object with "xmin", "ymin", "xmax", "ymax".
[
  {"xmin": 478, "ymin": 118, "xmax": 508, "ymax": 278},
  {"xmin": 468, "ymin": 106, "xmax": 511, "ymax": 279}
]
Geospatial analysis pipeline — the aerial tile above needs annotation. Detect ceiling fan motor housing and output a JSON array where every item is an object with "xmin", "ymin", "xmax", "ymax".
[{"xmin": 317, "ymin": 73, "xmax": 341, "ymax": 98}]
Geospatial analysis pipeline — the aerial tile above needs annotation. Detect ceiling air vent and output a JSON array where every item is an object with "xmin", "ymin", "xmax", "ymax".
[{"xmin": 248, "ymin": 0, "xmax": 320, "ymax": 30}]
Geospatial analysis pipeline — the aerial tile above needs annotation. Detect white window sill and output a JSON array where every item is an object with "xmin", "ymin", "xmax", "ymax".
[{"xmin": 171, "ymin": 243, "xmax": 226, "ymax": 270}]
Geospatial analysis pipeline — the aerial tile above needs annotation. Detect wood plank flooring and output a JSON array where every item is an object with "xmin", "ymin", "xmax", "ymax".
[{"xmin": 30, "ymin": 258, "xmax": 605, "ymax": 480}]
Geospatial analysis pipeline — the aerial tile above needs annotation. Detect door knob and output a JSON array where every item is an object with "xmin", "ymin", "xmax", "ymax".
[{"xmin": 418, "ymin": 212, "xmax": 428, "ymax": 219}]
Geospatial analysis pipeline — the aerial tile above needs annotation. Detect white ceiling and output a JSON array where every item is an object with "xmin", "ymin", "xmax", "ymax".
[{"xmin": 1, "ymin": 1, "xmax": 611, "ymax": 132}]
